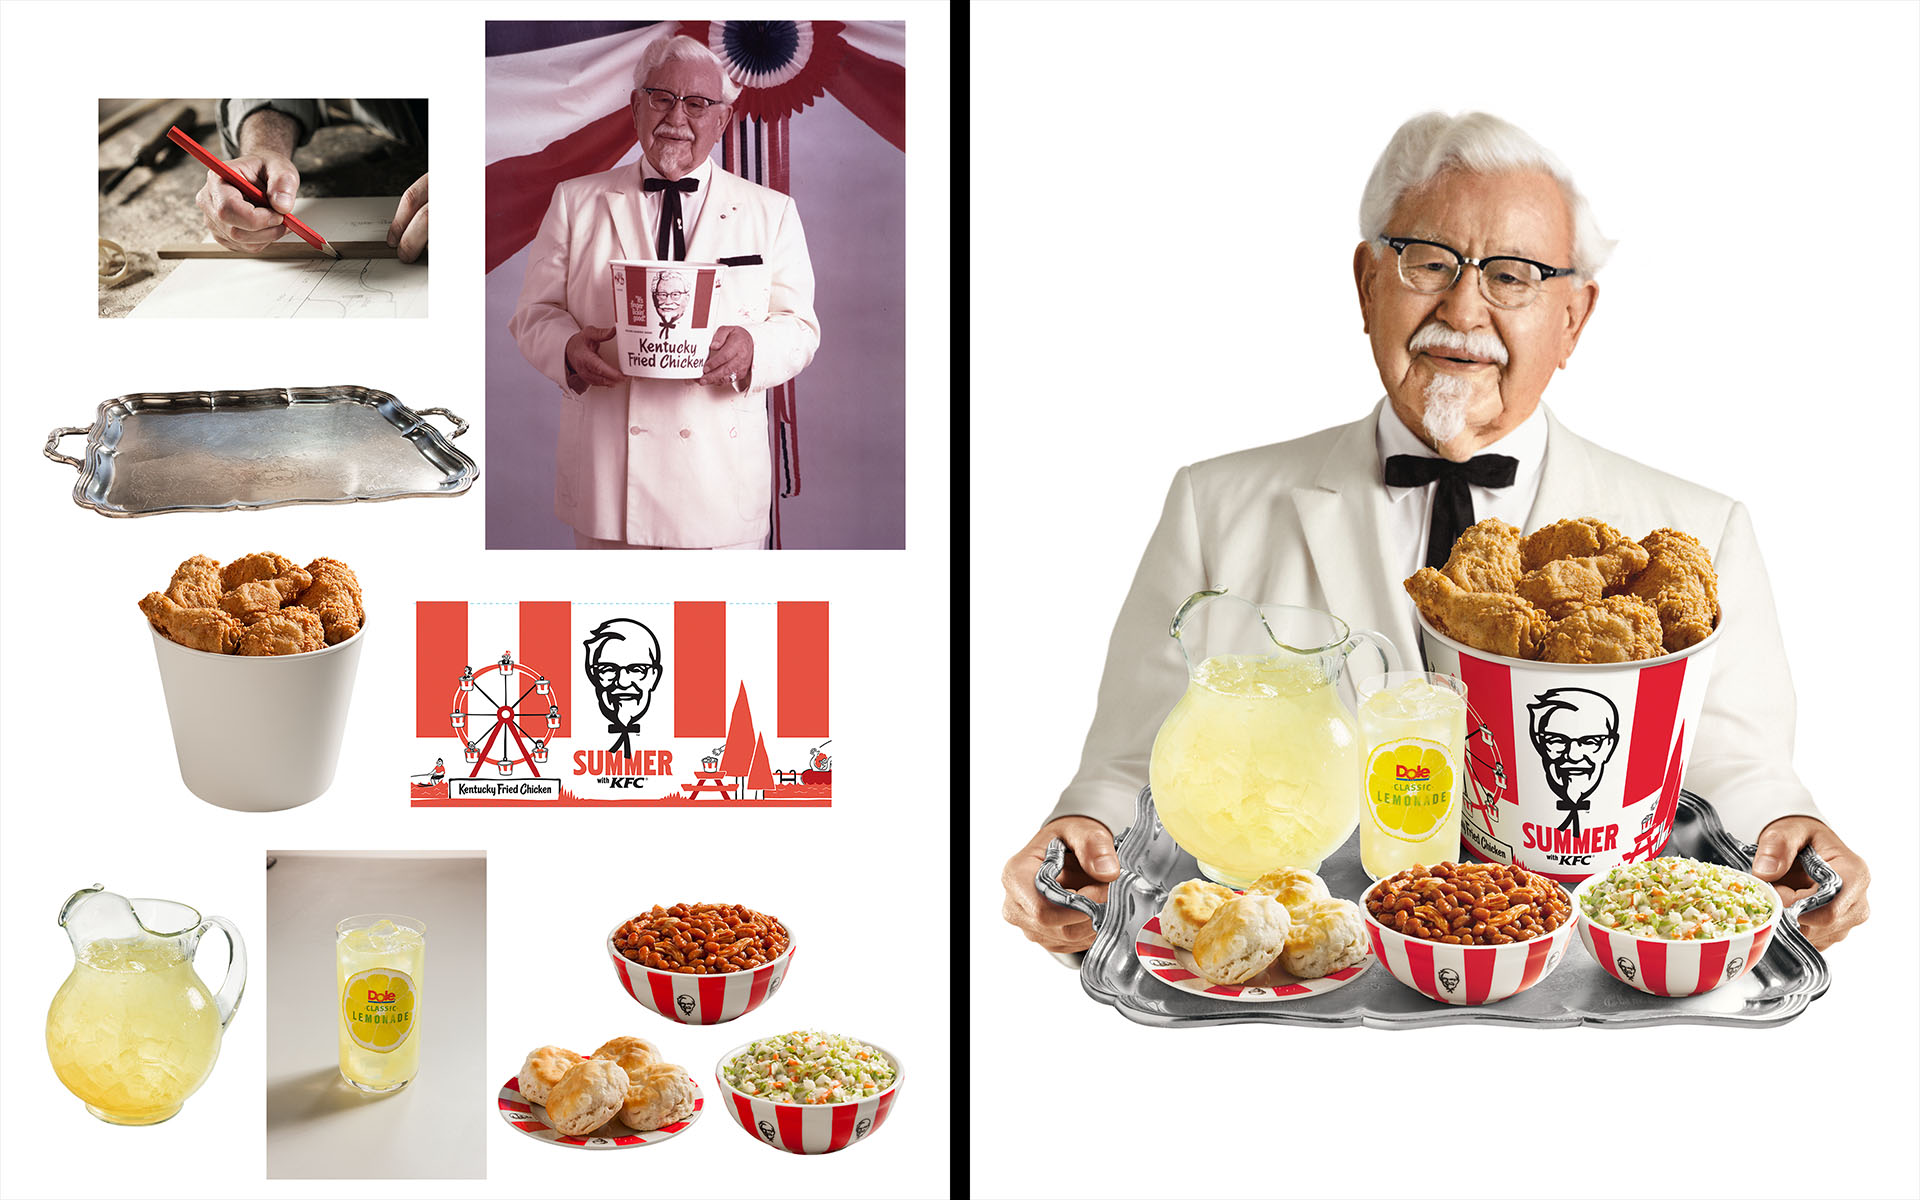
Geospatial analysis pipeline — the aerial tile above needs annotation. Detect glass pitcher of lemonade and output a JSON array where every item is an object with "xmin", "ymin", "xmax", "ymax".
[
  {"xmin": 1148, "ymin": 590, "xmax": 1402, "ymax": 886},
  {"xmin": 46, "ymin": 884, "xmax": 247, "ymax": 1125}
]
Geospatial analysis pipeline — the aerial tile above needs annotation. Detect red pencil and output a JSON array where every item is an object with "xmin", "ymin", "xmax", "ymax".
[{"xmin": 166, "ymin": 125, "xmax": 339, "ymax": 259}]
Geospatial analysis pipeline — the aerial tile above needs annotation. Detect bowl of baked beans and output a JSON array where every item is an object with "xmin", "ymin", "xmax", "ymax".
[
  {"xmin": 606, "ymin": 903, "xmax": 795, "ymax": 1025},
  {"xmin": 1360, "ymin": 861, "xmax": 1576, "ymax": 1006}
]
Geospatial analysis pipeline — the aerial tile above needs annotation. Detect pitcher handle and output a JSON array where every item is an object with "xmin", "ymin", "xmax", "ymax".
[
  {"xmin": 197, "ymin": 915, "xmax": 248, "ymax": 1029},
  {"xmin": 1348, "ymin": 628, "xmax": 1405, "ymax": 677}
]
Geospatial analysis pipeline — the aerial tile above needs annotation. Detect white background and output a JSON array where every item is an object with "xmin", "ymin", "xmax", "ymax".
[
  {"xmin": 969, "ymin": 3, "xmax": 1917, "ymax": 1198},
  {"xmin": 0, "ymin": 2, "xmax": 951, "ymax": 1198}
]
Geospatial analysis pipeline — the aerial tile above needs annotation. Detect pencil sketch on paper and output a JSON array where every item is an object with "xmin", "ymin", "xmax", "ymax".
[{"xmin": 129, "ymin": 197, "xmax": 427, "ymax": 319}]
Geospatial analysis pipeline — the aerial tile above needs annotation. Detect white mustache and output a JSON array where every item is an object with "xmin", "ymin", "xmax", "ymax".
[
  {"xmin": 654, "ymin": 126, "xmax": 692, "ymax": 140},
  {"xmin": 1409, "ymin": 322, "xmax": 1509, "ymax": 365}
]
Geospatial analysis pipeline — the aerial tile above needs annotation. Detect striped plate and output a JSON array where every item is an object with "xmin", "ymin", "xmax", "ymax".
[
  {"xmin": 496, "ymin": 1059, "xmax": 703, "ymax": 1149},
  {"xmin": 1134, "ymin": 914, "xmax": 1371, "ymax": 1002}
]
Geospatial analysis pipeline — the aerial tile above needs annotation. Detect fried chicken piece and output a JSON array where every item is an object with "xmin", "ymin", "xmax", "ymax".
[
  {"xmin": 1438, "ymin": 518, "xmax": 1524, "ymax": 593},
  {"xmin": 297, "ymin": 557, "xmax": 365, "ymax": 644},
  {"xmin": 1516, "ymin": 558, "xmax": 1606, "ymax": 619},
  {"xmin": 1624, "ymin": 528, "xmax": 1720, "ymax": 652},
  {"xmin": 221, "ymin": 552, "xmax": 313, "ymax": 595},
  {"xmin": 163, "ymin": 555, "xmax": 223, "ymax": 610},
  {"xmin": 1521, "ymin": 518, "xmax": 1627, "ymax": 572},
  {"xmin": 1538, "ymin": 595, "xmax": 1665, "ymax": 664},
  {"xmin": 237, "ymin": 608, "xmax": 325, "ymax": 656},
  {"xmin": 139, "ymin": 592, "xmax": 244, "ymax": 654},
  {"xmin": 219, "ymin": 579, "xmax": 301, "ymax": 624},
  {"xmin": 1405, "ymin": 567, "xmax": 1549, "ymax": 659}
]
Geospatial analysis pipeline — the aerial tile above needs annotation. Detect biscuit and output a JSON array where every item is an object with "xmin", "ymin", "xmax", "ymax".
[
  {"xmin": 617, "ymin": 1061, "xmax": 697, "ymax": 1132},
  {"xmin": 1157, "ymin": 879, "xmax": 1237, "ymax": 950},
  {"xmin": 1248, "ymin": 867, "xmax": 1330, "ymax": 922},
  {"xmin": 1278, "ymin": 898, "xmax": 1369, "ymax": 980},
  {"xmin": 591, "ymin": 1035, "xmax": 661, "ymax": 1077},
  {"xmin": 545, "ymin": 1058, "xmax": 628, "ymax": 1136},
  {"xmin": 517, "ymin": 1045, "xmax": 580, "ymax": 1106},
  {"xmin": 1191, "ymin": 893, "xmax": 1291, "ymax": 985}
]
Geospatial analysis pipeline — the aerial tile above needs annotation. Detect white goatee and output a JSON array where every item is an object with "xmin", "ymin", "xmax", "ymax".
[{"xmin": 1421, "ymin": 371, "xmax": 1474, "ymax": 446}]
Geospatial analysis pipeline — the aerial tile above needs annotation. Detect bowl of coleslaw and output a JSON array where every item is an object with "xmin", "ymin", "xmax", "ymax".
[
  {"xmin": 1571, "ymin": 856, "xmax": 1782, "ymax": 996},
  {"xmin": 714, "ymin": 1031, "xmax": 904, "ymax": 1154}
]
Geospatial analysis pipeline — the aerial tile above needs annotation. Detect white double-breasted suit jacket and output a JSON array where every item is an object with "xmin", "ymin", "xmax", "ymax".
[{"xmin": 510, "ymin": 161, "xmax": 820, "ymax": 547}]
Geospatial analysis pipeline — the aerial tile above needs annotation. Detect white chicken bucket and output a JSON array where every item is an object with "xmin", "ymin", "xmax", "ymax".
[
  {"xmin": 148, "ymin": 624, "xmax": 365, "ymax": 812},
  {"xmin": 1417, "ymin": 613, "xmax": 1721, "ymax": 886},
  {"xmin": 609, "ymin": 259, "xmax": 720, "ymax": 379}
]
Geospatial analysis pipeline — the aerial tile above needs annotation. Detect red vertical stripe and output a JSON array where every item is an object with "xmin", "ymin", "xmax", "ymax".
[
  {"xmin": 1622, "ymin": 659, "xmax": 1687, "ymax": 802},
  {"xmin": 416, "ymin": 601, "xmax": 468, "ymax": 737},
  {"xmin": 1454, "ymin": 655, "xmax": 1513, "ymax": 814},
  {"xmin": 1694, "ymin": 940, "xmax": 1729, "ymax": 995},
  {"xmin": 746, "ymin": 961, "xmax": 773, "ymax": 1011},
  {"xmin": 1517, "ymin": 937, "xmax": 1553, "ymax": 993},
  {"xmin": 1746, "ymin": 925, "xmax": 1772, "ymax": 975},
  {"xmin": 730, "ymin": 1094, "xmax": 757, "ymax": 1137},
  {"xmin": 697, "ymin": 975, "xmax": 727, "ymax": 1021},
  {"xmin": 1367, "ymin": 925, "xmax": 1388, "ymax": 965},
  {"xmin": 1462, "ymin": 946, "xmax": 1496, "ymax": 1005},
  {"xmin": 1402, "ymin": 939, "xmax": 1438, "ymax": 1000},
  {"xmin": 1588, "ymin": 927, "xmax": 1625, "ymax": 982},
  {"xmin": 646, "ymin": 973, "xmax": 683, "ymax": 1023},
  {"xmin": 674, "ymin": 601, "xmax": 727, "ymax": 737},
  {"xmin": 826, "ymin": 1102, "xmax": 857, "ymax": 1152},
  {"xmin": 871, "ymin": 1088, "xmax": 898, "ymax": 1133},
  {"xmin": 777, "ymin": 601, "xmax": 830, "ymax": 737},
  {"xmin": 691, "ymin": 267, "xmax": 714, "ymax": 327},
  {"xmin": 518, "ymin": 601, "xmax": 572, "ymax": 738},
  {"xmin": 774, "ymin": 1104, "xmax": 805, "ymax": 1151},
  {"xmin": 613, "ymin": 956, "xmax": 638, "ymax": 1001},
  {"xmin": 1638, "ymin": 939, "xmax": 1668, "ymax": 995}
]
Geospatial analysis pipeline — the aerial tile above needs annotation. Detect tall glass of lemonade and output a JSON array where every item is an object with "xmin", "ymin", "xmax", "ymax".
[
  {"xmin": 1356, "ymin": 673, "xmax": 1469, "ymax": 880},
  {"xmin": 336, "ymin": 914, "xmax": 425, "ymax": 1092}
]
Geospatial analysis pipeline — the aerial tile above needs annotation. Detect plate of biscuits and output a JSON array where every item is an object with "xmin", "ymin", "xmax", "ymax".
[
  {"xmin": 499, "ymin": 1036, "xmax": 703, "ymax": 1149},
  {"xmin": 1135, "ymin": 867, "xmax": 1373, "ymax": 1002}
]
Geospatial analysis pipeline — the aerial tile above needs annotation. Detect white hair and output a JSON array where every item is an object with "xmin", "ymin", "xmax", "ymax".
[
  {"xmin": 1359, "ymin": 112, "xmax": 1615, "ymax": 279},
  {"xmin": 634, "ymin": 34, "xmax": 742, "ymax": 105}
]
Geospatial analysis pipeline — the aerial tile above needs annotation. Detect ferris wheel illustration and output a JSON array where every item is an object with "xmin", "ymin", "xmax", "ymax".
[{"xmin": 450, "ymin": 650, "xmax": 563, "ymax": 777}]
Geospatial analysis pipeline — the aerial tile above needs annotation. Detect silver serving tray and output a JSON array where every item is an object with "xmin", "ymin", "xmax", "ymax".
[
  {"xmin": 45, "ymin": 386, "xmax": 476, "ymax": 516},
  {"xmin": 1038, "ymin": 787, "xmax": 1838, "ymax": 1028}
]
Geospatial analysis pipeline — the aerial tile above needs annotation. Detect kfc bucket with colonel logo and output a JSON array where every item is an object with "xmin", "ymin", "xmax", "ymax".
[
  {"xmin": 1417, "ymin": 612, "xmax": 1722, "ymax": 886},
  {"xmin": 608, "ymin": 259, "xmax": 720, "ymax": 379}
]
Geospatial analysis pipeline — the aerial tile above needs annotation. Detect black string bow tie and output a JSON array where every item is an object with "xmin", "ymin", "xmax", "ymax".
[
  {"xmin": 643, "ymin": 176, "xmax": 699, "ymax": 260},
  {"xmin": 1383, "ymin": 453, "xmax": 1519, "ymax": 569}
]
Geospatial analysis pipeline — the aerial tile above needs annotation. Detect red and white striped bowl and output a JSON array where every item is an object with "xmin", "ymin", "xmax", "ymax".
[
  {"xmin": 1570, "ymin": 872, "xmax": 1780, "ymax": 997},
  {"xmin": 1360, "ymin": 875, "xmax": 1576, "ymax": 1006},
  {"xmin": 714, "ymin": 1040, "xmax": 903, "ymax": 1155},
  {"xmin": 605, "ymin": 920, "xmax": 795, "ymax": 1025}
]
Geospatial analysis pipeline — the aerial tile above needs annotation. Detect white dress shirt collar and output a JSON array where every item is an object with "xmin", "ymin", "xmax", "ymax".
[{"xmin": 1376, "ymin": 399, "xmax": 1550, "ymax": 575}]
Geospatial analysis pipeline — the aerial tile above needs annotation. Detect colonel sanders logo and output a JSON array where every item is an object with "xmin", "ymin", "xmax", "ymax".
[
  {"xmin": 675, "ymin": 994, "xmax": 695, "ymax": 1016},
  {"xmin": 855, "ymin": 1117, "xmax": 872, "ymax": 1139},
  {"xmin": 584, "ymin": 619, "xmax": 663, "ymax": 758},
  {"xmin": 1527, "ymin": 688, "xmax": 1620, "ymax": 839},
  {"xmin": 757, "ymin": 1119, "xmax": 777, "ymax": 1143},
  {"xmin": 1725, "ymin": 956, "xmax": 1744, "ymax": 980},
  {"xmin": 1616, "ymin": 956, "xmax": 1637, "ymax": 981},
  {"xmin": 1436, "ymin": 967, "xmax": 1461, "ymax": 993},
  {"xmin": 652, "ymin": 270, "xmax": 691, "ymax": 333}
]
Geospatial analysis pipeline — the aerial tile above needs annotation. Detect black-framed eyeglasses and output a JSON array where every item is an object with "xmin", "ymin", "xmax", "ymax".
[
  {"xmin": 590, "ymin": 662, "xmax": 658, "ymax": 684},
  {"xmin": 1378, "ymin": 236, "xmax": 1576, "ymax": 310},
  {"xmin": 638, "ymin": 87, "xmax": 722, "ymax": 117}
]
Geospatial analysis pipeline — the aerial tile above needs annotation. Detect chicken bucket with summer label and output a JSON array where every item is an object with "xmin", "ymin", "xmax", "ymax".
[
  {"xmin": 1418, "ymin": 613, "xmax": 1722, "ymax": 886},
  {"xmin": 608, "ymin": 259, "xmax": 720, "ymax": 379}
]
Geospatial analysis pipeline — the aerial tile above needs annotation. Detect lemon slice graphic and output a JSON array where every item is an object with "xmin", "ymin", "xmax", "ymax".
[
  {"xmin": 343, "ymin": 969, "xmax": 416, "ymax": 1052},
  {"xmin": 1366, "ymin": 741, "xmax": 1454, "ymax": 842}
]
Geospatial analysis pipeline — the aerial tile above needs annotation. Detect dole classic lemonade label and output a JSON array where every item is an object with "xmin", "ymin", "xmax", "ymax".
[
  {"xmin": 342, "ymin": 968, "xmax": 416, "ymax": 1053},
  {"xmin": 1365, "ymin": 738, "xmax": 1456, "ymax": 842}
]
